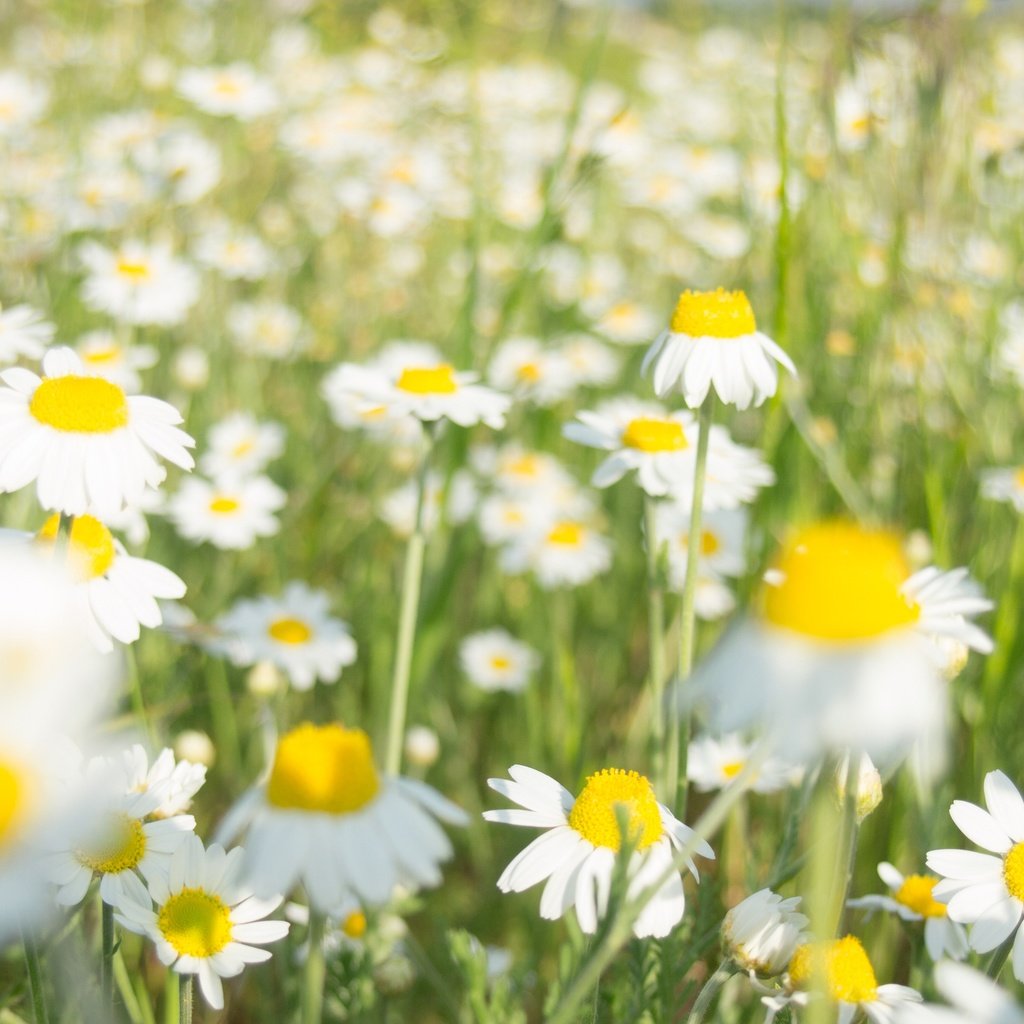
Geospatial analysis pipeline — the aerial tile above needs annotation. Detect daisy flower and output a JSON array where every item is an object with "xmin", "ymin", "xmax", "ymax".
[
  {"xmin": 483, "ymin": 764, "xmax": 714, "ymax": 938},
  {"xmin": 168, "ymin": 474, "xmax": 286, "ymax": 550},
  {"xmin": 848, "ymin": 862, "xmax": 968, "ymax": 962},
  {"xmin": 114, "ymin": 835, "xmax": 289, "ymax": 1010},
  {"xmin": 459, "ymin": 629, "xmax": 541, "ymax": 693},
  {"xmin": 643, "ymin": 288, "xmax": 796, "ymax": 410},
  {"xmin": 119, "ymin": 745, "xmax": 207, "ymax": 819},
  {"xmin": 559, "ymin": 333, "xmax": 620, "ymax": 387},
  {"xmin": 0, "ymin": 72, "xmax": 47, "ymax": 135},
  {"xmin": 652, "ymin": 505, "xmax": 747, "ymax": 592},
  {"xmin": 134, "ymin": 129, "xmax": 222, "ymax": 205},
  {"xmin": 687, "ymin": 734, "xmax": 797, "ymax": 795},
  {"xmin": 499, "ymin": 515, "xmax": 613, "ymax": 590},
  {"xmin": 473, "ymin": 444, "xmax": 576, "ymax": 497},
  {"xmin": 488, "ymin": 336, "xmax": 575, "ymax": 407},
  {"xmin": 200, "ymin": 413, "xmax": 285, "ymax": 479},
  {"xmin": 927, "ymin": 770, "xmax": 1024, "ymax": 979},
  {"xmin": 380, "ymin": 470, "xmax": 477, "ymax": 537},
  {"xmin": 0, "ymin": 303, "xmax": 54, "ymax": 363},
  {"xmin": 981, "ymin": 467, "xmax": 1024, "ymax": 513},
  {"xmin": 594, "ymin": 299, "xmax": 660, "ymax": 346},
  {"xmin": 38, "ymin": 513, "xmax": 186, "ymax": 652},
  {"xmin": 214, "ymin": 582, "xmax": 357, "ymax": 691},
  {"xmin": 194, "ymin": 222, "xmax": 274, "ymax": 281},
  {"xmin": 898, "ymin": 961, "xmax": 1024, "ymax": 1024},
  {"xmin": 723, "ymin": 888, "xmax": 808, "ymax": 977},
  {"xmin": 74, "ymin": 329, "xmax": 158, "ymax": 392},
  {"xmin": 177, "ymin": 64, "xmax": 278, "ymax": 121},
  {"xmin": 222, "ymin": 723, "xmax": 468, "ymax": 912},
  {"xmin": 0, "ymin": 347, "xmax": 195, "ymax": 518},
  {"xmin": 227, "ymin": 301, "xmax": 311, "ymax": 360}
]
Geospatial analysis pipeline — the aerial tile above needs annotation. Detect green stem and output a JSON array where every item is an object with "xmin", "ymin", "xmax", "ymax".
[
  {"xmin": 984, "ymin": 934, "xmax": 1014, "ymax": 981},
  {"xmin": 22, "ymin": 929, "xmax": 49, "ymax": 1024},
  {"xmin": 982, "ymin": 514, "xmax": 1024, "ymax": 709},
  {"xmin": 113, "ymin": 946, "xmax": 147, "ymax": 1024},
  {"xmin": 124, "ymin": 647, "xmax": 156, "ymax": 748},
  {"xmin": 302, "ymin": 912, "xmax": 326, "ymax": 1024},
  {"xmin": 179, "ymin": 974, "xmax": 192, "ymax": 1024},
  {"xmin": 101, "ymin": 901, "xmax": 115, "ymax": 1017},
  {"xmin": 384, "ymin": 438, "xmax": 433, "ymax": 777},
  {"xmin": 206, "ymin": 657, "xmax": 241, "ymax": 781},
  {"xmin": 164, "ymin": 969, "xmax": 179, "ymax": 1024},
  {"xmin": 671, "ymin": 396, "xmax": 715, "ymax": 817},
  {"xmin": 644, "ymin": 496, "xmax": 668, "ymax": 799},
  {"xmin": 686, "ymin": 962, "xmax": 734, "ymax": 1024}
]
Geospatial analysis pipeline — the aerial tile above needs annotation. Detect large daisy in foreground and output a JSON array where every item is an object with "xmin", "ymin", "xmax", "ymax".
[
  {"xmin": 0, "ymin": 347, "xmax": 194, "ymax": 517},
  {"xmin": 483, "ymin": 764, "xmax": 714, "ymax": 938}
]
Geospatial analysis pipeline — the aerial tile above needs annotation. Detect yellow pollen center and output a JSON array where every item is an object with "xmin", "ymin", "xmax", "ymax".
[
  {"xmin": 209, "ymin": 497, "xmax": 240, "ymax": 514},
  {"xmin": 622, "ymin": 417, "xmax": 689, "ymax": 453},
  {"xmin": 342, "ymin": 910, "xmax": 367, "ymax": 939},
  {"xmin": 763, "ymin": 521, "xmax": 917, "ymax": 641},
  {"xmin": 267, "ymin": 617, "xmax": 312, "ymax": 645},
  {"xmin": 670, "ymin": 288, "xmax": 756, "ymax": 339},
  {"xmin": 232, "ymin": 439, "xmax": 255, "ymax": 458},
  {"xmin": 567, "ymin": 768, "xmax": 662, "ymax": 852},
  {"xmin": 700, "ymin": 531, "xmax": 720, "ymax": 556},
  {"xmin": 77, "ymin": 814, "xmax": 146, "ymax": 874},
  {"xmin": 507, "ymin": 455, "xmax": 540, "ymax": 477},
  {"xmin": 158, "ymin": 888, "xmax": 232, "ymax": 958},
  {"xmin": 39, "ymin": 514, "xmax": 116, "ymax": 580},
  {"xmin": 1004, "ymin": 844, "xmax": 1024, "ymax": 901},
  {"xmin": 894, "ymin": 874, "xmax": 947, "ymax": 918},
  {"xmin": 29, "ymin": 376, "xmax": 129, "ymax": 434},
  {"xmin": 547, "ymin": 521, "xmax": 583, "ymax": 547},
  {"xmin": 82, "ymin": 345, "xmax": 119, "ymax": 365},
  {"xmin": 214, "ymin": 78, "xmax": 242, "ymax": 97},
  {"xmin": 1015, "ymin": 468, "xmax": 1024, "ymax": 489},
  {"xmin": 0, "ymin": 760, "xmax": 26, "ymax": 848},
  {"xmin": 115, "ymin": 260, "xmax": 151, "ymax": 281},
  {"xmin": 489, "ymin": 655, "xmax": 512, "ymax": 671},
  {"xmin": 267, "ymin": 723, "xmax": 380, "ymax": 815},
  {"xmin": 396, "ymin": 365, "xmax": 458, "ymax": 395},
  {"xmin": 788, "ymin": 936, "xmax": 878, "ymax": 1004},
  {"xmin": 517, "ymin": 362, "xmax": 542, "ymax": 383},
  {"xmin": 722, "ymin": 761, "xmax": 744, "ymax": 779}
]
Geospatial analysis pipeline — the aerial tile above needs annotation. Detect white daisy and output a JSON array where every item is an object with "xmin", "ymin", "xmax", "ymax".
[
  {"xmin": 488, "ymin": 336, "xmax": 575, "ymax": 407},
  {"xmin": 902, "ymin": 566, "xmax": 994, "ymax": 657},
  {"xmin": 483, "ymin": 764, "xmax": 714, "ymax": 939},
  {"xmin": 215, "ymin": 582, "xmax": 357, "ymax": 691},
  {"xmin": 643, "ymin": 288, "xmax": 796, "ymax": 410},
  {"xmin": 558, "ymin": 333, "xmax": 619, "ymax": 387},
  {"xmin": 134, "ymin": 129, "xmax": 222, "ymax": 205},
  {"xmin": 473, "ymin": 444, "xmax": 576, "ymax": 497},
  {"xmin": 500, "ymin": 515, "xmax": 612, "ymax": 590},
  {"xmin": 459, "ymin": 629, "xmax": 541, "ymax": 693},
  {"xmin": 74, "ymin": 329, "xmax": 158, "ymax": 392},
  {"xmin": 194, "ymin": 222, "xmax": 274, "ymax": 281},
  {"xmin": 0, "ymin": 72, "xmax": 48, "ymax": 135},
  {"xmin": 687, "ymin": 734, "xmax": 797, "ymax": 795},
  {"xmin": 652, "ymin": 505, "xmax": 748, "ymax": 592},
  {"xmin": 898, "ymin": 961, "xmax": 1024, "ymax": 1024},
  {"xmin": 380, "ymin": 470, "xmax": 477, "ymax": 538},
  {"xmin": 200, "ymin": 413, "xmax": 285, "ymax": 479},
  {"xmin": 168, "ymin": 474, "xmax": 286, "ymax": 550},
  {"xmin": 594, "ymin": 299, "xmax": 660, "ymax": 346},
  {"xmin": 723, "ymin": 888, "xmax": 808, "ymax": 977},
  {"xmin": 227, "ymin": 301, "xmax": 311, "ymax": 360},
  {"xmin": 0, "ymin": 304, "xmax": 54, "ymax": 363},
  {"xmin": 981, "ymin": 467, "xmax": 1024, "ymax": 513},
  {"xmin": 177, "ymin": 64, "xmax": 278, "ymax": 121},
  {"xmin": 114, "ymin": 834, "xmax": 289, "ymax": 1010},
  {"xmin": 0, "ymin": 347, "xmax": 194, "ymax": 518},
  {"xmin": 848, "ymin": 862, "xmax": 968, "ymax": 962}
]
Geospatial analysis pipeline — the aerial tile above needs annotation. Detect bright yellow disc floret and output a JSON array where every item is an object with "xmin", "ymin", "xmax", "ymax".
[
  {"xmin": 788, "ymin": 936, "xmax": 878, "ymax": 1004},
  {"xmin": 396, "ymin": 365, "xmax": 458, "ymax": 395},
  {"xmin": 158, "ymin": 888, "xmax": 232, "ymax": 958},
  {"xmin": 567, "ymin": 768, "xmax": 662, "ymax": 852},
  {"xmin": 894, "ymin": 874, "xmax": 947, "ymax": 918},
  {"xmin": 39, "ymin": 514, "xmax": 116, "ymax": 580},
  {"xmin": 621, "ymin": 417, "xmax": 689, "ymax": 453},
  {"xmin": 670, "ymin": 288, "xmax": 757, "ymax": 339},
  {"xmin": 29, "ymin": 376, "xmax": 129, "ymax": 433}
]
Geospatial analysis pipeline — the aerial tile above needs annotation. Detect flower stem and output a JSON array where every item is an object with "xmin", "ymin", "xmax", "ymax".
[
  {"xmin": 124, "ymin": 646, "xmax": 156, "ymax": 748},
  {"xmin": 179, "ymin": 975, "xmax": 192, "ymax": 1024},
  {"xmin": 983, "ymin": 512, "xmax": 1024, "ymax": 709},
  {"xmin": 384, "ymin": 437, "xmax": 432, "ymax": 776},
  {"xmin": 643, "ymin": 495, "xmax": 668, "ymax": 799},
  {"xmin": 101, "ymin": 901, "xmax": 115, "ymax": 1016},
  {"xmin": 686, "ymin": 962, "xmax": 734, "ymax": 1024},
  {"xmin": 671, "ymin": 396, "xmax": 715, "ymax": 817},
  {"xmin": 302, "ymin": 912, "xmax": 326, "ymax": 1024},
  {"xmin": 206, "ymin": 657, "xmax": 242, "ymax": 782},
  {"xmin": 22, "ymin": 928, "xmax": 49, "ymax": 1024},
  {"xmin": 984, "ymin": 934, "xmax": 1014, "ymax": 981},
  {"xmin": 164, "ymin": 969, "xmax": 179, "ymax": 1024}
]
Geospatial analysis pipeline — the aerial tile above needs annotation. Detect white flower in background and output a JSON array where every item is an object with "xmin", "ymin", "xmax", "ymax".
[
  {"xmin": 848, "ymin": 862, "xmax": 968, "ymax": 962},
  {"xmin": 559, "ymin": 333, "xmax": 619, "ymax": 387},
  {"xmin": 460, "ymin": 629, "xmax": 540, "ymax": 693},
  {"xmin": 687, "ymin": 734, "xmax": 797, "ymax": 795},
  {"xmin": 680, "ymin": 425, "xmax": 775, "ymax": 511},
  {"xmin": 404, "ymin": 725, "xmax": 440, "ymax": 768},
  {"xmin": 484, "ymin": 764, "xmax": 714, "ymax": 939},
  {"xmin": 835, "ymin": 80, "xmax": 874, "ymax": 152},
  {"xmin": 723, "ymin": 889, "xmax": 808, "ymax": 977},
  {"xmin": 0, "ymin": 304, "xmax": 54, "ymax": 363},
  {"xmin": 215, "ymin": 582, "xmax": 357, "ymax": 691},
  {"xmin": 115, "ymin": 835, "xmax": 289, "ymax": 1010},
  {"xmin": 652, "ymin": 505, "xmax": 747, "ymax": 593},
  {"xmin": 178, "ymin": 64, "xmax": 278, "ymax": 121},
  {"xmin": 134, "ymin": 129, "xmax": 223, "ymax": 205},
  {"xmin": 897, "ymin": 961, "xmax": 1024, "ymax": 1024},
  {"xmin": 74, "ymin": 329, "xmax": 158, "ymax": 392},
  {"xmin": 200, "ymin": 413, "xmax": 286, "ymax": 479},
  {"xmin": 0, "ymin": 347, "xmax": 194, "ymax": 517},
  {"xmin": 120, "ymin": 745, "xmax": 207, "ymax": 818},
  {"xmin": 488, "ymin": 336, "xmax": 574, "ymax": 407},
  {"xmin": 594, "ymin": 299, "xmax": 660, "ymax": 346},
  {"xmin": 194, "ymin": 222, "xmax": 274, "ymax": 281},
  {"xmin": 0, "ymin": 72, "xmax": 48, "ymax": 135},
  {"xmin": 380, "ymin": 470, "xmax": 477, "ymax": 537},
  {"xmin": 981, "ymin": 467, "xmax": 1024, "ymax": 513},
  {"xmin": 902, "ymin": 567, "xmax": 993, "ymax": 657},
  {"xmin": 473, "ymin": 444, "xmax": 576, "ymax": 497},
  {"xmin": 168, "ymin": 474, "xmax": 286, "ymax": 550},
  {"xmin": 227, "ymin": 301, "xmax": 311, "ymax": 360},
  {"xmin": 500, "ymin": 514, "xmax": 612, "ymax": 590}
]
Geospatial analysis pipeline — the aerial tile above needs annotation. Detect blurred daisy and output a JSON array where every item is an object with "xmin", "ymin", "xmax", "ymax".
[
  {"xmin": 194, "ymin": 222, "xmax": 274, "ymax": 281},
  {"xmin": 460, "ymin": 629, "xmax": 540, "ymax": 693},
  {"xmin": 478, "ymin": 492, "xmax": 563, "ymax": 548},
  {"xmin": 500, "ymin": 515, "xmax": 612, "ymax": 589},
  {"xmin": 687, "ymin": 734, "xmax": 797, "ymax": 795},
  {"xmin": 177, "ymin": 64, "xmax": 278, "ymax": 121},
  {"xmin": 74, "ymin": 330, "xmax": 158, "ymax": 392},
  {"xmin": 644, "ymin": 288, "xmax": 795, "ymax": 410},
  {"xmin": 79, "ymin": 240, "xmax": 200, "ymax": 327},
  {"xmin": 0, "ymin": 304, "xmax": 54, "ymax": 363},
  {"xmin": 120, "ymin": 745, "xmax": 207, "ymax": 819},
  {"xmin": 653, "ymin": 505, "xmax": 747, "ymax": 598},
  {"xmin": 900, "ymin": 961, "xmax": 1024, "ymax": 1024},
  {"xmin": 115, "ymin": 835, "xmax": 289, "ymax": 1010},
  {"xmin": 677, "ymin": 425, "xmax": 775, "ymax": 510},
  {"xmin": 0, "ymin": 347, "xmax": 194, "ymax": 518},
  {"xmin": 474, "ymin": 445, "xmax": 575, "ymax": 497},
  {"xmin": 38, "ymin": 513, "xmax": 186, "ymax": 652},
  {"xmin": 215, "ymin": 582, "xmax": 357, "ymax": 691},
  {"xmin": 927, "ymin": 770, "xmax": 1024, "ymax": 979},
  {"xmin": 848, "ymin": 862, "xmax": 968, "ymax": 962},
  {"xmin": 227, "ymin": 301, "xmax": 311, "ymax": 360},
  {"xmin": 594, "ymin": 299, "xmax": 660, "ymax": 346},
  {"xmin": 488, "ymin": 336, "xmax": 574, "ymax": 407},
  {"xmin": 559, "ymin": 334, "xmax": 619, "ymax": 387},
  {"xmin": 723, "ymin": 888, "xmax": 808, "ymax": 977},
  {"xmin": 981, "ymin": 467, "xmax": 1024, "ymax": 513},
  {"xmin": 168, "ymin": 474, "xmax": 285, "ymax": 550},
  {"xmin": 484, "ymin": 764, "xmax": 714, "ymax": 938},
  {"xmin": 223, "ymin": 723, "xmax": 468, "ymax": 911},
  {"xmin": 380, "ymin": 470, "xmax": 477, "ymax": 537},
  {"xmin": 200, "ymin": 413, "xmax": 285, "ymax": 479},
  {"xmin": 0, "ymin": 72, "xmax": 47, "ymax": 135},
  {"xmin": 902, "ymin": 567, "xmax": 993, "ymax": 657},
  {"xmin": 134, "ymin": 129, "xmax": 222, "ymax": 205}
]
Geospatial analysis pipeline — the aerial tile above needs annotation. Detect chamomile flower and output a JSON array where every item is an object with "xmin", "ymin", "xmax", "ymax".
[
  {"xmin": 120, "ymin": 745, "xmax": 207, "ymax": 818},
  {"xmin": 898, "ymin": 961, "xmax": 1024, "ymax": 1024},
  {"xmin": 559, "ymin": 334, "xmax": 619, "ymax": 387},
  {"xmin": 38, "ymin": 513, "xmax": 186, "ymax": 652},
  {"xmin": 484, "ymin": 764, "xmax": 714, "ymax": 939},
  {"xmin": 380, "ymin": 470, "xmax": 477, "ymax": 537},
  {"xmin": 500, "ymin": 515, "xmax": 612, "ymax": 589},
  {"xmin": 687, "ymin": 734, "xmax": 797, "ymax": 795},
  {"xmin": 194, "ymin": 222, "xmax": 274, "ymax": 281},
  {"xmin": 168, "ymin": 474, "xmax": 286, "ymax": 550},
  {"xmin": 848, "ymin": 862, "xmax": 968, "ymax": 962},
  {"xmin": 643, "ymin": 288, "xmax": 795, "ymax": 410},
  {"xmin": 652, "ymin": 505, "xmax": 747, "ymax": 592},
  {"xmin": 460, "ymin": 629, "xmax": 540, "ymax": 693},
  {"xmin": 723, "ymin": 888, "xmax": 808, "ymax": 977},
  {"xmin": 0, "ymin": 72, "xmax": 48, "ymax": 135},
  {"xmin": 200, "ymin": 413, "xmax": 285, "ymax": 479},
  {"xmin": 0, "ymin": 304, "xmax": 54, "ymax": 363},
  {"xmin": 227, "ymin": 301, "xmax": 311, "ymax": 360},
  {"xmin": 0, "ymin": 347, "xmax": 194, "ymax": 518},
  {"xmin": 222, "ymin": 723, "xmax": 468, "ymax": 912},
  {"xmin": 594, "ymin": 299, "xmax": 660, "ymax": 345},
  {"xmin": 927, "ymin": 770, "xmax": 1024, "ymax": 979},
  {"xmin": 114, "ymin": 834, "xmax": 289, "ymax": 1010},
  {"xmin": 474, "ymin": 445, "xmax": 576, "ymax": 496},
  {"xmin": 74, "ymin": 330, "xmax": 158, "ymax": 392},
  {"xmin": 177, "ymin": 64, "xmax": 279, "ymax": 121},
  {"xmin": 215, "ymin": 582, "xmax": 357, "ymax": 691},
  {"xmin": 981, "ymin": 467, "xmax": 1024, "ymax": 513},
  {"xmin": 488, "ymin": 336, "xmax": 574, "ymax": 407}
]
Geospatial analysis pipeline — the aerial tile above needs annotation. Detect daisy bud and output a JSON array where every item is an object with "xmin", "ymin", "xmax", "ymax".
[
  {"xmin": 722, "ymin": 888, "xmax": 808, "ymax": 977},
  {"xmin": 835, "ymin": 753, "xmax": 883, "ymax": 822},
  {"xmin": 174, "ymin": 729, "xmax": 216, "ymax": 768},
  {"xmin": 173, "ymin": 346, "xmax": 209, "ymax": 390},
  {"xmin": 247, "ymin": 659, "xmax": 284, "ymax": 697},
  {"xmin": 404, "ymin": 725, "xmax": 440, "ymax": 767}
]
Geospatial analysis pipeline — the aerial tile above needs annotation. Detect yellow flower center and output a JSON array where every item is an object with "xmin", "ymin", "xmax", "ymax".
[
  {"xmin": 722, "ymin": 761, "xmax": 744, "ymax": 779},
  {"xmin": 232, "ymin": 439, "xmax": 255, "ymax": 458},
  {"xmin": 0, "ymin": 760, "xmax": 27, "ymax": 848},
  {"xmin": 517, "ymin": 362, "xmax": 542, "ymax": 383},
  {"xmin": 209, "ymin": 496, "xmax": 240, "ymax": 514},
  {"xmin": 29, "ymin": 376, "xmax": 129, "ymax": 434},
  {"xmin": 39, "ymin": 514, "xmax": 116, "ymax": 580},
  {"xmin": 547, "ymin": 521, "xmax": 583, "ymax": 547},
  {"xmin": 81, "ymin": 345, "xmax": 120, "ymax": 365},
  {"xmin": 894, "ymin": 874, "xmax": 947, "ymax": 918},
  {"xmin": 506, "ymin": 454, "xmax": 540, "ymax": 478},
  {"xmin": 115, "ymin": 260, "xmax": 151, "ymax": 281},
  {"xmin": 1004, "ymin": 843, "xmax": 1024, "ymax": 901},
  {"xmin": 567, "ymin": 768, "xmax": 662, "ymax": 852},
  {"xmin": 670, "ymin": 288, "xmax": 757, "ymax": 339},
  {"xmin": 342, "ymin": 910, "xmax": 367, "ymax": 939},
  {"xmin": 1014, "ymin": 468, "xmax": 1024, "ymax": 489},
  {"xmin": 762, "ymin": 521, "xmax": 917, "ymax": 641},
  {"xmin": 622, "ymin": 417, "xmax": 689, "ymax": 453},
  {"xmin": 267, "ymin": 723, "xmax": 380, "ymax": 815},
  {"xmin": 214, "ymin": 77, "xmax": 242, "ymax": 97},
  {"xmin": 158, "ymin": 888, "xmax": 232, "ymax": 958},
  {"xmin": 267, "ymin": 617, "xmax": 313, "ymax": 645},
  {"xmin": 489, "ymin": 655, "xmax": 512, "ymax": 671},
  {"xmin": 77, "ymin": 814, "xmax": 147, "ymax": 875},
  {"xmin": 788, "ymin": 936, "xmax": 878, "ymax": 1004},
  {"xmin": 396, "ymin": 365, "xmax": 458, "ymax": 395}
]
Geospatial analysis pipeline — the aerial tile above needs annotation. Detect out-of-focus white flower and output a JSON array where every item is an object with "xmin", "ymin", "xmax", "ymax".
[
  {"xmin": 178, "ymin": 64, "xmax": 278, "ymax": 120},
  {"xmin": 723, "ymin": 888, "xmax": 808, "ymax": 977},
  {"xmin": 459, "ymin": 629, "xmax": 540, "ymax": 693}
]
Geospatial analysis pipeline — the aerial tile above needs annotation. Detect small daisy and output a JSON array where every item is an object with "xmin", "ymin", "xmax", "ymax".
[
  {"xmin": 114, "ymin": 834, "xmax": 289, "ymax": 1010},
  {"xmin": 177, "ymin": 64, "xmax": 278, "ymax": 121},
  {"xmin": 215, "ymin": 582, "xmax": 357, "ymax": 691},
  {"xmin": 134, "ymin": 129, "xmax": 222, "ymax": 205},
  {"xmin": 38, "ymin": 513, "xmax": 186, "ymax": 652},
  {"xmin": 0, "ymin": 72, "xmax": 48, "ymax": 135},
  {"xmin": 899, "ymin": 961, "xmax": 1024, "ymax": 1024},
  {"xmin": 380, "ymin": 470, "xmax": 477, "ymax": 538},
  {"xmin": 687, "ymin": 734, "xmax": 797, "ymax": 795},
  {"xmin": 643, "ymin": 288, "xmax": 796, "ymax": 410},
  {"xmin": 558, "ymin": 334, "xmax": 619, "ymax": 388},
  {"xmin": 120, "ymin": 745, "xmax": 207, "ymax": 818},
  {"xmin": 194, "ymin": 222, "xmax": 274, "ymax": 281},
  {"xmin": 927, "ymin": 770, "xmax": 1024, "ymax": 979},
  {"xmin": 474, "ymin": 444, "xmax": 576, "ymax": 497},
  {"xmin": 902, "ymin": 566, "xmax": 994, "ymax": 658},
  {"xmin": 74, "ymin": 329, "xmax": 158, "ymax": 392},
  {"xmin": 652, "ymin": 506, "xmax": 747, "ymax": 592},
  {"xmin": 723, "ymin": 888, "xmax": 808, "ymax": 977},
  {"xmin": 500, "ymin": 515, "xmax": 612, "ymax": 590},
  {"xmin": 483, "ymin": 764, "xmax": 714, "ymax": 939},
  {"xmin": 459, "ymin": 629, "xmax": 541, "ymax": 693},
  {"xmin": 594, "ymin": 299, "xmax": 660, "ymax": 346},
  {"xmin": 227, "ymin": 301, "xmax": 311, "ymax": 360},
  {"xmin": 0, "ymin": 347, "xmax": 195, "ymax": 518},
  {"xmin": 488, "ymin": 336, "xmax": 574, "ymax": 407},
  {"xmin": 981, "ymin": 467, "xmax": 1024, "ymax": 513},
  {"xmin": 221, "ymin": 723, "xmax": 468, "ymax": 912},
  {"xmin": 200, "ymin": 413, "xmax": 285, "ymax": 479},
  {"xmin": 168, "ymin": 474, "xmax": 286, "ymax": 550},
  {"xmin": 0, "ymin": 304, "xmax": 54, "ymax": 363},
  {"xmin": 848, "ymin": 862, "xmax": 968, "ymax": 962}
]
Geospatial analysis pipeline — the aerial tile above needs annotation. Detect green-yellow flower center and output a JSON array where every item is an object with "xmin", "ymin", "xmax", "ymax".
[
  {"xmin": 788, "ymin": 936, "xmax": 878, "ymax": 1004},
  {"xmin": 29, "ymin": 376, "xmax": 129, "ymax": 434},
  {"xmin": 762, "ymin": 521, "xmax": 918, "ymax": 641},
  {"xmin": 489, "ymin": 655, "xmax": 511, "ymax": 671},
  {"xmin": 622, "ymin": 417, "xmax": 689, "ymax": 453},
  {"xmin": 77, "ymin": 814, "xmax": 147, "ymax": 875},
  {"xmin": 267, "ymin": 617, "xmax": 312, "ymax": 645},
  {"xmin": 567, "ymin": 768, "xmax": 662, "ymax": 852},
  {"xmin": 396, "ymin": 365, "xmax": 458, "ymax": 395},
  {"xmin": 670, "ymin": 288, "xmax": 756, "ymax": 339},
  {"xmin": 39, "ymin": 514, "xmax": 116, "ymax": 580},
  {"xmin": 342, "ymin": 910, "xmax": 367, "ymax": 939},
  {"xmin": 267, "ymin": 723, "xmax": 380, "ymax": 815},
  {"xmin": 158, "ymin": 888, "xmax": 232, "ymax": 958},
  {"xmin": 1004, "ymin": 843, "xmax": 1024, "ymax": 901},
  {"xmin": 894, "ymin": 874, "xmax": 946, "ymax": 918}
]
